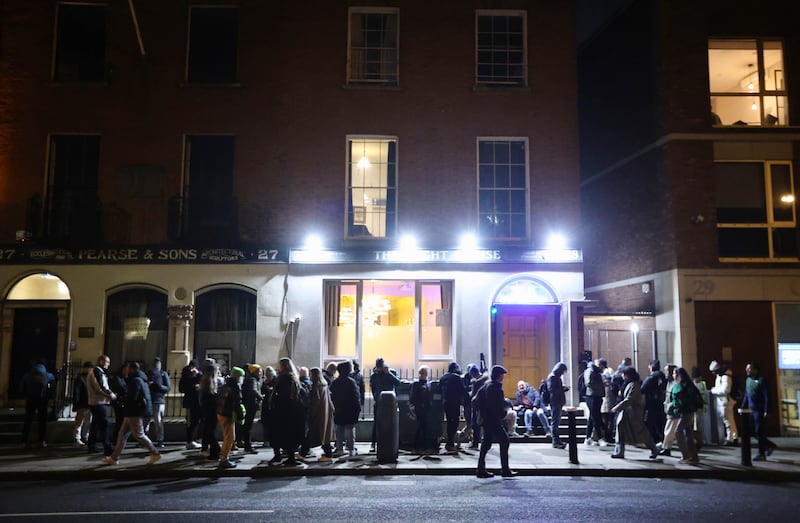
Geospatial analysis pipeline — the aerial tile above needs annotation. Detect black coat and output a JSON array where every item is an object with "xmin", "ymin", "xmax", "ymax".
[
  {"xmin": 123, "ymin": 374, "xmax": 153, "ymax": 418},
  {"xmin": 330, "ymin": 375, "xmax": 361, "ymax": 425},
  {"xmin": 439, "ymin": 371, "xmax": 466, "ymax": 407}
]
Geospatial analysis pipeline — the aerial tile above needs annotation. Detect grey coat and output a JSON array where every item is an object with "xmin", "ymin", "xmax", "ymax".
[{"xmin": 614, "ymin": 381, "xmax": 652, "ymax": 445}]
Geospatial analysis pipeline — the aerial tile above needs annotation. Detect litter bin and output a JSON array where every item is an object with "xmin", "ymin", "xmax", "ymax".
[{"xmin": 376, "ymin": 390, "xmax": 399, "ymax": 463}]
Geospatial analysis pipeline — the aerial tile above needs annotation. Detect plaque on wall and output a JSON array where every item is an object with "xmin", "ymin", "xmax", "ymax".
[{"xmin": 78, "ymin": 327, "xmax": 95, "ymax": 338}]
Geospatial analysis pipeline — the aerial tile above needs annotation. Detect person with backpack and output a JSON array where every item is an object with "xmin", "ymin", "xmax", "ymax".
[
  {"xmin": 668, "ymin": 367, "xmax": 700, "ymax": 464},
  {"xmin": 20, "ymin": 362, "xmax": 53, "ymax": 448},
  {"xmin": 709, "ymin": 360, "xmax": 739, "ymax": 446},
  {"xmin": 546, "ymin": 362, "xmax": 569, "ymax": 449},
  {"xmin": 641, "ymin": 359, "xmax": 667, "ymax": 444},
  {"xmin": 475, "ymin": 365, "xmax": 517, "ymax": 478},
  {"xmin": 467, "ymin": 364, "xmax": 488, "ymax": 449}
]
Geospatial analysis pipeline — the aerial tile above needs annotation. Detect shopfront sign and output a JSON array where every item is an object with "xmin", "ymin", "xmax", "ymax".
[
  {"xmin": 0, "ymin": 245, "xmax": 287, "ymax": 264},
  {"xmin": 290, "ymin": 247, "xmax": 582, "ymax": 264}
]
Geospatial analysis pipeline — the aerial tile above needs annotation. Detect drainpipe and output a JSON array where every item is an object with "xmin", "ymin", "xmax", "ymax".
[{"xmin": 128, "ymin": 0, "xmax": 146, "ymax": 56}]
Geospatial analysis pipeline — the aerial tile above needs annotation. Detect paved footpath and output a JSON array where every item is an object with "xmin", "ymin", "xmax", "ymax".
[{"xmin": 2, "ymin": 437, "xmax": 799, "ymax": 482}]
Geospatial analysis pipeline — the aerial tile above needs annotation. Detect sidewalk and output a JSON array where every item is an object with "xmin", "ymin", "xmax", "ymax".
[{"xmin": 2, "ymin": 438, "xmax": 799, "ymax": 482}]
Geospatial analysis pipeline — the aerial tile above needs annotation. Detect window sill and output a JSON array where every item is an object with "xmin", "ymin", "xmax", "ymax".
[
  {"xmin": 473, "ymin": 84, "xmax": 530, "ymax": 93},
  {"xmin": 718, "ymin": 257, "xmax": 800, "ymax": 263},
  {"xmin": 342, "ymin": 83, "xmax": 402, "ymax": 91},
  {"xmin": 181, "ymin": 82, "xmax": 241, "ymax": 88},
  {"xmin": 51, "ymin": 81, "xmax": 109, "ymax": 87}
]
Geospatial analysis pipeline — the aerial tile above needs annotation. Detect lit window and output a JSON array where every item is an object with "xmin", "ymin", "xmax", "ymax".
[
  {"xmin": 346, "ymin": 137, "xmax": 397, "ymax": 238},
  {"xmin": 53, "ymin": 2, "xmax": 108, "ymax": 82},
  {"xmin": 478, "ymin": 138, "xmax": 529, "ymax": 239},
  {"xmin": 187, "ymin": 6, "xmax": 239, "ymax": 84},
  {"xmin": 476, "ymin": 10, "xmax": 527, "ymax": 87},
  {"xmin": 348, "ymin": 8, "xmax": 399, "ymax": 86},
  {"xmin": 324, "ymin": 280, "xmax": 453, "ymax": 380},
  {"xmin": 708, "ymin": 39, "xmax": 788, "ymax": 126},
  {"xmin": 715, "ymin": 161, "xmax": 796, "ymax": 260}
]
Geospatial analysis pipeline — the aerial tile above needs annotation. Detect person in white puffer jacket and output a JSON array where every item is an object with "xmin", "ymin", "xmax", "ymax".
[{"xmin": 709, "ymin": 360, "xmax": 738, "ymax": 445}]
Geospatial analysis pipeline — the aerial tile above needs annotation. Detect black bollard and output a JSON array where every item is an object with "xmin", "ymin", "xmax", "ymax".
[
  {"xmin": 376, "ymin": 391, "xmax": 399, "ymax": 464},
  {"xmin": 738, "ymin": 408, "xmax": 752, "ymax": 467},
  {"xmin": 565, "ymin": 407, "xmax": 579, "ymax": 464}
]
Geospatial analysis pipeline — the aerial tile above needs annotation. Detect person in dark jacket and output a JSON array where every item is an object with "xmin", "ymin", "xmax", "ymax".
[
  {"xmin": 546, "ymin": 362, "xmax": 569, "ymax": 449},
  {"xmin": 180, "ymin": 359, "xmax": 202, "ymax": 450},
  {"xmin": 439, "ymin": 361, "xmax": 466, "ymax": 451},
  {"xmin": 742, "ymin": 362, "xmax": 777, "ymax": 461},
  {"xmin": 216, "ymin": 366, "xmax": 245, "ymax": 468},
  {"xmin": 583, "ymin": 358, "xmax": 609, "ymax": 446},
  {"xmin": 87, "ymin": 354, "xmax": 117, "ymax": 456},
  {"xmin": 368, "ymin": 357, "xmax": 401, "ymax": 452},
  {"xmin": 72, "ymin": 361, "xmax": 93, "ymax": 446},
  {"xmin": 271, "ymin": 357, "xmax": 306, "ymax": 466},
  {"xmin": 260, "ymin": 366, "xmax": 277, "ymax": 460},
  {"xmin": 241, "ymin": 364, "xmax": 263, "ymax": 453},
  {"xmin": 351, "ymin": 360, "xmax": 365, "ymax": 408},
  {"xmin": 468, "ymin": 364, "xmax": 488, "ymax": 449},
  {"xmin": 103, "ymin": 362, "xmax": 161, "ymax": 465},
  {"xmin": 476, "ymin": 365, "xmax": 517, "ymax": 478},
  {"xmin": 409, "ymin": 365, "xmax": 433, "ymax": 454},
  {"xmin": 146, "ymin": 357, "xmax": 171, "ymax": 447},
  {"xmin": 199, "ymin": 362, "xmax": 221, "ymax": 461},
  {"xmin": 330, "ymin": 360, "xmax": 361, "ymax": 457},
  {"xmin": 107, "ymin": 364, "xmax": 128, "ymax": 445},
  {"xmin": 20, "ymin": 362, "xmax": 53, "ymax": 448},
  {"xmin": 641, "ymin": 359, "xmax": 667, "ymax": 444}
]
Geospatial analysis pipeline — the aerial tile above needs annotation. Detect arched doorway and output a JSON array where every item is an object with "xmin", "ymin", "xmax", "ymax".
[
  {"xmin": 2, "ymin": 273, "xmax": 71, "ymax": 404},
  {"xmin": 194, "ymin": 286, "xmax": 256, "ymax": 374},
  {"xmin": 492, "ymin": 277, "xmax": 560, "ymax": 398}
]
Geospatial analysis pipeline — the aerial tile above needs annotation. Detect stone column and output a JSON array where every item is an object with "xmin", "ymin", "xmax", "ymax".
[{"xmin": 167, "ymin": 304, "xmax": 193, "ymax": 372}]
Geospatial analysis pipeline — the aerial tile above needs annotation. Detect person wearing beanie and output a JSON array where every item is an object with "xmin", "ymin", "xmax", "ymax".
[{"xmin": 216, "ymin": 366, "xmax": 245, "ymax": 468}]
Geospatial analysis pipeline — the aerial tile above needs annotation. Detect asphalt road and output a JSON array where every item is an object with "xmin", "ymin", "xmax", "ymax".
[{"xmin": 0, "ymin": 476, "xmax": 796, "ymax": 522}]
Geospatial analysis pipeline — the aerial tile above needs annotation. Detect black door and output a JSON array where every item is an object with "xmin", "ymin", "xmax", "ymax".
[{"xmin": 8, "ymin": 308, "xmax": 59, "ymax": 400}]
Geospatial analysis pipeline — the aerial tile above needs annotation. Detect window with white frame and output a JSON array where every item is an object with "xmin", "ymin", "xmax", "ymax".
[
  {"xmin": 187, "ymin": 6, "xmax": 239, "ymax": 84},
  {"xmin": 708, "ymin": 39, "xmax": 788, "ymax": 126},
  {"xmin": 324, "ymin": 280, "xmax": 453, "ymax": 380},
  {"xmin": 346, "ymin": 136, "xmax": 397, "ymax": 238},
  {"xmin": 715, "ymin": 161, "xmax": 797, "ymax": 260},
  {"xmin": 348, "ymin": 7, "xmax": 399, "ymax": 86},
  {"xmin": 476, "ymin": 10, "xmax": 527, "ymax": 87},
  {"xmin": 478, "ymin": 138, "xmax": 529, "ymax": 239}
]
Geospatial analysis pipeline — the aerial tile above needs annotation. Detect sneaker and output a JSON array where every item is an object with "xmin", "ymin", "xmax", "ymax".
[
  {"xmin": 102, "ymin": 456, "xmax": 119, "ymax": 465},
  {"xmin": 501, "ymin": 469, "xmax": 519, "ymax": 478},
  {"xmin": 244, "ymin": 447, "xmax": 258, "ymax": 454},
  {"xmin": 753, "ymin": 454, "xmax": 767, "ymax": 462},
  {"xmin": 658, "ymin": 448, "xmax": 672, "ymax": 457},
  {"xmin": 524, "ymin": 431, "xmax": 534, "ymax": 437},
  {"xmin": 553, "ymin": 442, "xmax": 567, "ymax": 449},
  {"xmin": 348, "ymin": 449, "xmax": 358, "ymax": 457},
  {"xmin": 476, "ymin": 470, "xmax": 495, "ymax": 479},
  {"xmin": 369, "ymin": 444, "xmax": 376, "ymax": 453},
  {"xmin": 610, "ymin": 453, "xmax": 625, "ymax": 459},
  {"xmin": 186, "ymin": 442, "xmax": 202, "ymax": 450},
  {"xmin": 319, "ymin": 455, "xmax": 332, "ymax": 462},
  {"xmin": 219, "ymin": 460, "xmax": 237, "ymax": 468},
  {"xmin": 156, "ymin": 441, "xmax": 166, "ymax": 448},
  {"xmin": 545, "ymin": 432, "xmax": 552, "ymax": 438},
  {"xmin": 74, "ymin": 438, "xmax": 86, "ymax": 447},
  {"xmin": 598, "ymin": 439, "xmax": 609, "ymax": 447},
  {"xmin": 445, "ymin": 444, "xmax": 457, "ymax": 452},
  {"xmin": 147, "ymin": 454, "xmax": 161, "ymax": 465},
  {"xmin": 584, "ymin": 439, "xmax": 594, "ymax": 447}
]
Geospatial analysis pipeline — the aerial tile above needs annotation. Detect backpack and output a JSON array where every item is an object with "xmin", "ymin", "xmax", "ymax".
[
  {"xmin": 471, "ymin": 382, "xmax": 489, "ymax": 426},
  {"xmin": 539, "ymin": 381, "xmax": 551, "ymax": 406},
  {"xmin": 656, "ymin": 374, "xmax": 667, "ymax": 405},
  {"xmin": 688, "ymin": 382, "xmax": 705, "ymax": 412}
]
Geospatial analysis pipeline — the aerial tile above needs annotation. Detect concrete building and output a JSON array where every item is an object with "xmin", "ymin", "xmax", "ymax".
[
  {"xmin": 578, "ymin": 0, "xmax": 800, "ymax": 435},
  {"xmin": 0, "ymin": 1, "xmax": 584, "ymax": 405}
]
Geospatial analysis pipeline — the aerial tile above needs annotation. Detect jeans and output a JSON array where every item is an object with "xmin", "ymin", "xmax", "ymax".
[
  {"xmin": 523, "ymin": 408, "xmax": 551, "ymax": 433},
  {"xmin": 675, "ymin": 412, "xmax": 698, "ymax": 461},
  {"xmin": 550, "ymin": 403, "xmax": 564, "ymax": 445},
  {"xmin": 88, "ymin": 404, "xmax": 112, "ymax": 454},
  {"xmin": 147, "ymin": 403, "xmax": 165, "ymax": 443},
  {"xmin": 110, "ymin": 416, "xmax": 158, "ymax": 460},
  {"xmin": 585, "ymin": 396, "xmax": 607, "ymax": 441},
  {"xmin": 335, "ymin": 423, "xmax": 355, "ymax": 454}
]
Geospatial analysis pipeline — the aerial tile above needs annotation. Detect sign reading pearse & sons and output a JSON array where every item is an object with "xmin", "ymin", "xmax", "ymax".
[{"xmin": 0, "ymin": 246, "xmax": 287, "ymax": 264}]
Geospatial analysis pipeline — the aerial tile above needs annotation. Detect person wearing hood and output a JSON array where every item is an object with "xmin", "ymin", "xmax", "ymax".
[
  {"xmin": 476, "ymin": 365, "xmax": 517, "ymax": 478},
  {"xmin": 146, "ymin": 357, "xmax": 170, "ymax": 448},
  {"xmin": 440, "ymin": 361, "xmax": 466, "ymax": 451},
  {"xmin": 241, "ymin": 364, "xmax": 263, "ymax": 454},
  {"xmin": 368, "ymin": 357, "xmax": 400, "ymax": 452},
  {"xmin": 102, "ymin": 361, "xmax": 161, "ymax": 466},
  {"xmin": 546, "ymin": 362, "xmax": 569, "ymax": 449},
  {"xmin": 71, "ymin": 361, "xmax": 94, "ymax": 446},
  {"xmin": 709, "ymin": 360, "xmax": 739, "ymax": 445},
  {"xmin": 20, "ymin": 362, "xmax": 53, "ymax": 448}
]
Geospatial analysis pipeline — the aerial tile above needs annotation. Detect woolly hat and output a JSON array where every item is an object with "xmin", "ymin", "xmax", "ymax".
[
  {"xmin": 248, "ymin": 364, "xmax": 261, "ymax": 374},
  {"xmin": 709, "ymin": 360, "xmax": 721, "ymax": 373},
  {"xmin": 230, "ymin": 366, "xmax": 245, "ymax": 379}
]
